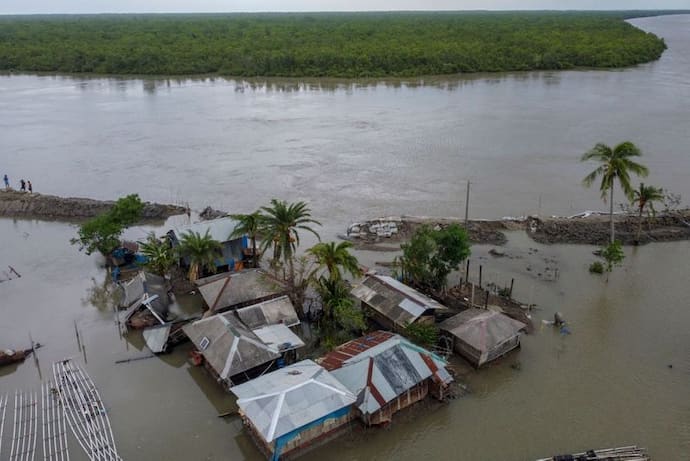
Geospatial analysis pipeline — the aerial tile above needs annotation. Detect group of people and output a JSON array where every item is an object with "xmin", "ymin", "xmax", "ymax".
[{"xmin": 3, "ymin": 174, "xmax": 33, "ymax": 193}]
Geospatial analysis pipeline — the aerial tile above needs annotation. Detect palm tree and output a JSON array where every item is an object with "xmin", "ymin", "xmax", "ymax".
[
  {"xmin": 138, "ymin": 232, "xmax": 176, "ymax": 277},
  {"xmin": 581, "ymin": 142, "xmax": 649, "ymax": 243},
  {"xmin": 230, "ymin": 212, "xmax": 262, "ymax": 268},
  {"xmin": 631, "ymin": 183, "xmax": 665, "ymax": 243},
  {"xmin": 308, "ymin": 241, "xmax": 362, "ymax": 282},
  {"xmin": 177, "ymin": 229, "xmax": 222, "ymax": 282},
  {"xmin": 260, "ymin": 199, "xmax": 321, "ymax": 280}
]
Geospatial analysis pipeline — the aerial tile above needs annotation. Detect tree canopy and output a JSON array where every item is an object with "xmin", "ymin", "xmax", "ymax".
[
  {"xmin": 0, "ymin": 12, "xmax": 668, "ymax": 77},
  {"xmin": 71, "ymin": 194, "xmax": 144, "ymax": 256},
  {"xmin": 398, "ymin": 224, "xmax": 471, "ymax": 293}
]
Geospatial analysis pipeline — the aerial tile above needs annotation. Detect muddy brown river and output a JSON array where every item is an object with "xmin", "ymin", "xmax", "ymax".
[{"xmin": 1, "ymin": 15, "xmax": 689, "ymax": 461}]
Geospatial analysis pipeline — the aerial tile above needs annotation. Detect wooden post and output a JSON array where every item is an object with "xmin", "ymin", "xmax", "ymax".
[
  {"xmin": 479, "ymin": 265, "xmax": 483, "ymax": 289},
  {"xmin": 484, "ymin": 290, "xmax": 489, "ymax": 309},
  {"xmin": 471, "ymin": 283, "xmax": 475, "ymax": 306},
  {"xmin": 465, "ymin": 259, "xmax": 470, "ymax": 285},
  {"xmin": 509, "ymin": 278, "xmax": 514, "ymax": 299}
]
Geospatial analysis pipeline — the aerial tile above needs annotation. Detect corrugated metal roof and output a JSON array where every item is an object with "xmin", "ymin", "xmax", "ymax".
[
  {"xmin": 196, "ymin": 270, "xmax": 286, "ymax": 311},
  {"xmin": 325, "ymin": 332, "xmax": 453, "ymax": 416},
  {"xmin": 119, "ymin": 271, "xmax": 171, "ymax": 320},
  {"xmin": 182, "ymin": 312, "xmax": 280, "ymax": 382},
  {"xmin": 252, "ymin": 324, "xmax": 305, "ymax": 353},
  {"xmin": 351, "ymin": 275, "xmax": 446, "ymax": 328},
  {"xmin": 439, "ymin": 309, "xmax": 526, "ymax": 353},
  {"xmin": 230, "ymin": 360, "xmax": 356, "ymax": 443},
  {"xmin": 169, "ymin": 217, "xmax": 240, "ymax": 243},
  {"xmin": 236, "ymin": 296, "xmax": 300, "ymax": 329},
  {"xmin": 320, "ymin": 331, "xmax": 395, "ymax": 371},
  {"xmin": 142, "ymin": 323, "xmax": 172, "ymax": 354}
]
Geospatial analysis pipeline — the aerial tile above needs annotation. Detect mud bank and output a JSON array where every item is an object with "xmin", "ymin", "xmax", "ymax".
[
  {"xmin": 343, "ymin": 211, "xmax": 690, "ymax": 249},
  {"xmin": 527, "ymin": 211, "xmax": 690, "ymax": 245},
  {"xmin": 0, "ymin": 190, "xmax": 186, "ymax": 221}
]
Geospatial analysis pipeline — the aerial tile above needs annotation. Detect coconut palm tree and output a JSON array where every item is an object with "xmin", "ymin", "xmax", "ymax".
[
  {"xmin": 177, "ymin": 229, "xmax": 222, "ymax": 282},
  {"xmin": 230, "ymin": 212, "xmax": 262, "ymax": 268},
  {"xmin": 581, "ymin": 142, "xmax": 649, "ymax": 243},
  {"xmin": 259, "ymin": 199, "xmax": 321, "ymax": 279},
  {"xmin": 138, "ymin": 232, "xmax": 176, "ymax": 277},
  {"xmin": 308, "ymin": 241, "xmax": 362, "ymax": 282},
  {"xmin": 631, "ymin": 183, "xmax": 665, "ymax": 243}
]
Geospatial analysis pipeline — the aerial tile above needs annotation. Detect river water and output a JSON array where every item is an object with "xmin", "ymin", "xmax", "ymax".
[{"xmin": 1, "ymin": 14, "xmax": 689, "ymax": 461}]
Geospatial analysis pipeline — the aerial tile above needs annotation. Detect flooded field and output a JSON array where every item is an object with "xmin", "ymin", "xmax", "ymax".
[{"xmin": 1, "ymin": 14, "xmax": 689, "ymax": 461}]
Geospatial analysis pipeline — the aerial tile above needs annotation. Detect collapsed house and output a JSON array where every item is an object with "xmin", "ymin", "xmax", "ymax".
[
  {"xmin": 167, "ymin": 217, "xmax": 250, "ymax": 273},
  {"xmin": 196, "ymin": 269, "xmax": 288, "ymax": 314},
  {"xmin": 320, "ymin": 331, "xmax": 453, "ymax": 426},
  {"xmin": 230, "ymin": 360, "xmax": 356, "ymax": 461},
  {"xmin": 183, "ymin": 309, "xmax": 304, "ymax": 387},
  {"xmin": 350, "ymin": 274, "xmax": 447, "ymax": 332},
  {"xmin": 439, "ymin": 308, "xmax": 527, "ymax": 368},
  {"xmin": 118, "ymin": 271, "xmax": 171, "ymax": 329}
]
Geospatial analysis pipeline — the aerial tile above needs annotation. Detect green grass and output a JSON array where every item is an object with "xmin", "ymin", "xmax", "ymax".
[{"xmin": 0, "ymin": 11, "xmax": 672, "ymax": 78}]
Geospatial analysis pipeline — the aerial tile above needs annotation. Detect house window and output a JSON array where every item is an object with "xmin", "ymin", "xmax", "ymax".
[{"xmin": 199, "ymin": 336, "xmax": 211, "ymax": 350}]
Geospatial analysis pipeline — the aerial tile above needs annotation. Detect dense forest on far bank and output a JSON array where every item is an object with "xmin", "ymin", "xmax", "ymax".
[{"xmin": 0, "ymin": 11, "xmax": 672, "ymax": 78}]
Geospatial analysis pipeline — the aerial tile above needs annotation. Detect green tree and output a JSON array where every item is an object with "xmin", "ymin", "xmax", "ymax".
[
  {"xmin": 397, "ymin": 224, "xmax": 471, "ymax": 293},
  {"xmin": 260, "ymin": 199, "xmax": 321, "ymax": 281},
  {"xmin": 314, "ymin": 276, "xmax": 366, "ymax": 332},
  {"xmin": 600, "ymin": 240, "xmax": 625, "ymax": 282},
  {"xmin": 308, "ymin": 241, "xmax": 362, "ymax": 282},
  {"xmin": 403, "ymin": 322, "xmax": 439, "ymax": 349},
  {"xmin": 631, "ymin": 183, "xmax": 665, "ymax": 243},
  {"xmin": 230, "ymin": 212, "xmax": 263, "ymax": 268},
  {"xmin": 138, "ymin": 232, "xmax": 176, "ymax": 277},
  {"xmin": 71, "ymin": 194, "xmax": 144, "ymax": 256},
  {"xmin": 581, "ymin": 142, "xmax": 649, "ymax": 243},
  {"xmin": 177, "ymin": 229, "xmax": 222, "ymax": 282}
]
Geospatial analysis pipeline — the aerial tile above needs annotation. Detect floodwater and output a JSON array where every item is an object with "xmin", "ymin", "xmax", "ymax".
[{"xmin": 1, "ymin": 14, "xmax": 689, "ymax": 461}]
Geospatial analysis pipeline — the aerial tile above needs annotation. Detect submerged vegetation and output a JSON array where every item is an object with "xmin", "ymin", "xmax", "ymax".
[{"xmin": 0, "ymin": 12, "xmax": 668, "ymax": 77}]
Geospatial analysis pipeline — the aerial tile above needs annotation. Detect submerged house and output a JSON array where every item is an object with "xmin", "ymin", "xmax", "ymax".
[
  {"xmin": 439, "ymin": 308, "xmax": 527, "ymax": 368},
  {"xmin": 182, "ymin": 310, "xmax": 304, "ymax": 387},
  {"xmin": 320, "ymin": 331, "xmax": 453, "ymax": 426},
  {"xmin": 230, "ymin": 359, "xmax": 356, "ymax": 461},
  {"xmin": 235, "ymin": 296, "xmax": 300, "ymax": 329},
  {"xmin": 350, "ymin": 274, "xmax": 446, "ymax": 332},
  {"xmin": 196, "ymin": 270, "xmax": 288, "ymax": 314},
  {"xmin": 167, "ymin": 217, "xmax": 250, "ymax": 273},
  {"xmin": 119, "ymin": 271, "xmax": 171, "ymax": 329},
  {"xmin": 237, "ymin": 296, "xmax": 303, "ymax": 363}
]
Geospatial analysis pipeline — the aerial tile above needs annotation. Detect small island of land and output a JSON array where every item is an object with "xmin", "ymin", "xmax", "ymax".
[{"xmin": 0, "ymin": 11, "xmax": 673, "ymax": 78}]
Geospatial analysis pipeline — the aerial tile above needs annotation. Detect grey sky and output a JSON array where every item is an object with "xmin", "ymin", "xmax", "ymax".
[{"xmin": 2, "ymin": 1, "xmax": 689, "ymax": 15}]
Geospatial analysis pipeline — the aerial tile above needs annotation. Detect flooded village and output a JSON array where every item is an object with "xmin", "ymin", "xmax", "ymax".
[
  {"xmin": 1, "ymin": 12, "xmax": 690, "ymax": 461},
  {"xmin": 1, "ymin": 187, "xmax": 686, "ymax": 460}
]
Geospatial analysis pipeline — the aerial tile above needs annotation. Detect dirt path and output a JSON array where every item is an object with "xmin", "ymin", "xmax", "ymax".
[{"xmin": 0, "ymin": 190, "xmax": 186, "ymax": 221}]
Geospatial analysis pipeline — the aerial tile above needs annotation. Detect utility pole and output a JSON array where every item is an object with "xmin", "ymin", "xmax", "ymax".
[{"xmin": 464, "ymin": 180, "xmax": 470, "ymax": 228}]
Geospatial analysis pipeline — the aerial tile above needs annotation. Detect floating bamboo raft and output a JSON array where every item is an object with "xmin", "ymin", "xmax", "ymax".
[
  {"xmin": 8, "ymin": 389, "xmax": 39, "ymax": 461},
  {"xmin": 536, "ymin": 445, "xmax": 650, "ymax": 461},
  {"xmin": 52, "ymin": 359, "xmax": 121, "ymax": 461},
  {"xmin": 41, "ymin": 383, "xmax": 70, "ymax": 461}
]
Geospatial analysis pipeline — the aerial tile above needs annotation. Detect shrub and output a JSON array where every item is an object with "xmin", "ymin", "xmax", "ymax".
[{"xmin": 589, "ymin": 261, "xmax": 604, "ymax": 274}]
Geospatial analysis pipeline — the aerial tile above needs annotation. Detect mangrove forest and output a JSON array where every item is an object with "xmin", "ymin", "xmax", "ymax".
[{"xmin": 0, "ymin": 11, "xmax": 670, "ymax": 77}]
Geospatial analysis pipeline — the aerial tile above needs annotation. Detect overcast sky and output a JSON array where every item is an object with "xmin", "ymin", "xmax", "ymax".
[{"xmin": 2, "ymin": 1, "xmax": 689, "ymax": 15}]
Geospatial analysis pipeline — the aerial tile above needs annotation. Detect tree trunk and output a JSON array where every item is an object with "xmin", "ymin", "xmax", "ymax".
[
  {"xmin": 636, "ymin": 206, "xmax": 643, "ymax": 244},
  {"xmin": 609, "ymin": 186, "xmax": 615, "ymax": 244},
  {"xmin": 251, "ymin": 236, "xmax": 258, "ymax": 268}
]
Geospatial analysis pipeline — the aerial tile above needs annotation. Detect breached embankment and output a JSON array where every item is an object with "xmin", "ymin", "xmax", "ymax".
[
  {"xmin": 0, "ymin": 190, "xmax": 186, "ymax": 221},
  {"xmin": 343, "ymin": 210, "xmax": 690, "ymax": 249}
]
